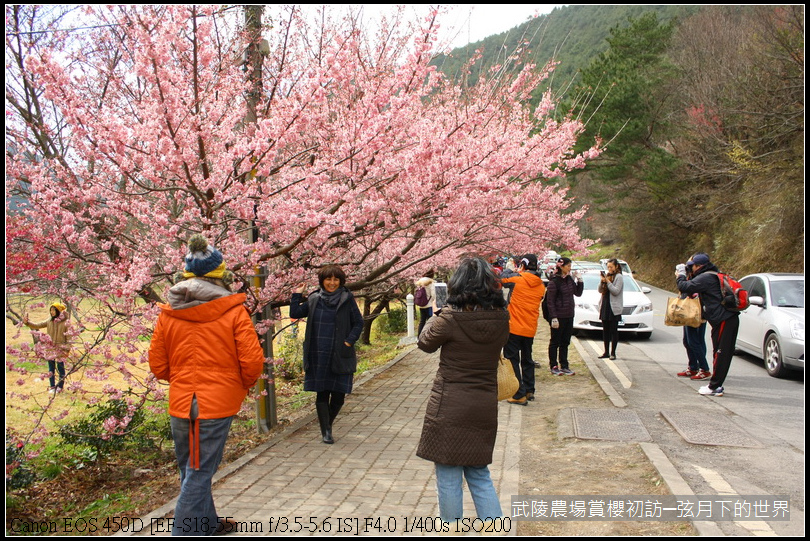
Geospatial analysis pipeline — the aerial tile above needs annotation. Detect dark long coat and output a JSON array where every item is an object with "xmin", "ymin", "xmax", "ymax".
[
  {"xmin": 290, "ymin": 288, "xmax": 364, "ymax": 393},
  {"xmin": 416, "ymin": 308, "xmax": 510, "ymax": 466}
]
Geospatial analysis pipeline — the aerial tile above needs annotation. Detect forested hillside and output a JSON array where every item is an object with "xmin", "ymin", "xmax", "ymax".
[
  {"xmin": 434, "ymin": 4, "xmax": 804, "ymax": 287},
  {"xmin": 433, "ymin": 5, "xmax": 698, "ymax": 90}
]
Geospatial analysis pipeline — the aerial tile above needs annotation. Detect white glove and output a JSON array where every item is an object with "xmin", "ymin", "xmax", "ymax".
[
  {"xmin": 551, "ymin": 318, "xmax": 559, "ymax": 329},
  {"xmin": 675, "ymin": 264, "xmax": 687, "ymax": 277}
]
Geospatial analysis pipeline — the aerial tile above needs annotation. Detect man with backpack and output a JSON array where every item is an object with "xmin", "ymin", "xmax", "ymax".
[{"xmin": 675, "ymin": 253, "xmax": 741, "ymax": 397}]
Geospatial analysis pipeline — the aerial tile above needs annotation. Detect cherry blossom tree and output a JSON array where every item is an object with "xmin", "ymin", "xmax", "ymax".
[{"xmin": 6, "ymin": 5, "xmax": 599, "ymax": 449}]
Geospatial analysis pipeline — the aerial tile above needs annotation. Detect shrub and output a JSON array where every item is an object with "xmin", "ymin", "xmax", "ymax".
[
  {"xmin": 378, "ymin": 308, "xmax": 408, "ymax": 335},
  {"xmin": 59, "ymin": 392, "xmax": 171, "ymax": 461},
  {"xmin": 273, "ymin": 326, "xmax": 304, "ymax": 381},
  {"xmin": 5, "ymin": 430, "xmax": 36, "ymax": 490}
]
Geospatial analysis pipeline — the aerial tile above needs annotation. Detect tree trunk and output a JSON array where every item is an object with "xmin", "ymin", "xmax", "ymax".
[{"xmin": 360, "ymin": 299, "xmax": 390, "ymax": 345}]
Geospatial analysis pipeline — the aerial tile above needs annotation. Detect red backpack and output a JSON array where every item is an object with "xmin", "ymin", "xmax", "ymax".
[{"xmin": 712, "ymin": 272, "xmax": 749, "ymax": 312}]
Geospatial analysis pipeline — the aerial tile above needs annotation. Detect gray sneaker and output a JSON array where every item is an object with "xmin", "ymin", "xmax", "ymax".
[
  {"xmin": 550, "ymin": 366, "xmax": 562, "ymax": 375},
  {"xmin": 560, "ymin": 368, "xmax": 575, "ymax": 376}
]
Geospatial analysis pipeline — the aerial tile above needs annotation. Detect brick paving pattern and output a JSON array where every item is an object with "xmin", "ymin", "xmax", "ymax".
[{"xmin": 135, "ymin": 347, "xmax": 520, "ymax": 536}]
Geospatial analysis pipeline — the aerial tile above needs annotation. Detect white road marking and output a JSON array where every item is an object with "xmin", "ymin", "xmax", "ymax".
[{"xmin": 694, "ymin": 465, "xmax": 777, "ymax": 536}]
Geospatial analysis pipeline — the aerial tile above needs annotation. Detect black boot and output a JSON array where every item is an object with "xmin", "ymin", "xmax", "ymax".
[
  {"xmin": 328, "ymin": 403, "xmax": 342, "ymax": 426},
  {"xmin": 316, "ymin": 402, "xmax": 334, "ymax": 444}
]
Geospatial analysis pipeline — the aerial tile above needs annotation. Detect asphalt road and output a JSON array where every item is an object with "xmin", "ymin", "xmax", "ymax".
[{"xmin": 574, "ymin": 279, "xmax": 805, "ymax": 536}]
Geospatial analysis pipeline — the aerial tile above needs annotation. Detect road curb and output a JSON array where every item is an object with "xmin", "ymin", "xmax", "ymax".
[
  {"xmin": 573, "ymin": 337, "xmax": 626, "ymax": 407},
  {"xmin": 574, "ymin": 336, "xmax": 724, "ymax": 537},
  {"xmin": 639, "ymin": 442, "xmax": 724, "ymax": 537}
]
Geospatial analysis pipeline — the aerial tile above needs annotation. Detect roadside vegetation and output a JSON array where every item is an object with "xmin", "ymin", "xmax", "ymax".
[{"xmin": 5, "ymin": 300, "xmax": 410, "ymax": 536}]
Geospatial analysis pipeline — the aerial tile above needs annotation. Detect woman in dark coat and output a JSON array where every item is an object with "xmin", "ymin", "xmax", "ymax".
[
  {"xmin": 290, "ymin": 265, "xmax": 364, "ymax": 444},
  {"xmin": 416, "ymin": 257, "xmax": 511, "ymax": 528}
]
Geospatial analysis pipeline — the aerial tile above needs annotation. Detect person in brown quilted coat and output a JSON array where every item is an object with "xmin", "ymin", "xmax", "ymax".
[{"xmin": 416, "ymin": 257, "xmax": 510, "ymax": 528}]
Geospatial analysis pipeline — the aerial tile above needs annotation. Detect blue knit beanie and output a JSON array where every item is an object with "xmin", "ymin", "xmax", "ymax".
[{"xmin": 184, "ymin": 234, "xmax": 224, "ymax": 277}]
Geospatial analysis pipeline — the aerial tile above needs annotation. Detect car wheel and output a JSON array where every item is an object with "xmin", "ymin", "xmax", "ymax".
[{"xmin": 764, "ymin": 333, "xmax": 788, "ymax": 378}]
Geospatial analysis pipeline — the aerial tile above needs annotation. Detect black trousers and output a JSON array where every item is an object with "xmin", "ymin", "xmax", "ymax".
[
  {"xmin": 709, "ymin": 315, "xmax": 739, "ymax": 390},
  {"xmin": 316, "ymin": 390, "xmax": 345, "ymax": 409},
  {"xmin": 548, "ymin": 317, "xmax": 574, "ymax": 369},
  {"xmin": 602, "ymin": 319, "xmax": 620, "ymax": 355},
  {"xmin": 418, "ymin": 307, "xmax": 433, "ymax": 336},
  {"xmin": 503, "ymin": 333, "xmax": 535, "ymax": 398}
]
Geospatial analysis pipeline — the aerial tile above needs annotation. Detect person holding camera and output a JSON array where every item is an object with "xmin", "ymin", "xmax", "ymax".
[
  {"xmin": 598, "ymin": 259, "xmax": 624, "ymax": 360},
  {"xmin": 546, "ymin": 257, "xmax": 584, "ymax": 376},
  {"xmin": 675, "ymin": 253, "xmax": 739, "ymax": 397},
  {"xmin": 677, "ymin": 256, "xmax": 711, "ymax": 380},
  {"xmin": 416, "ymin": 257, "xmax": 510, "ymax": 528}
]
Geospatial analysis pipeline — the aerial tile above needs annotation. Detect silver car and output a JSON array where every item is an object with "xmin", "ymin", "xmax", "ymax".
[{"xmin": 736, "ymin": 273, "xmax": 804, "ymax": 378}]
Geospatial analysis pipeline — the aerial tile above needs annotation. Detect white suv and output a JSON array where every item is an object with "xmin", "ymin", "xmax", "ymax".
[{"xmin": 600, "ymin": 258, "xmax": 633, "ymax": 275}]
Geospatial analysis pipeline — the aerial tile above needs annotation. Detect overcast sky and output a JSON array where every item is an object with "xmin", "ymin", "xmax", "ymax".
[
  {"xmin": 438, "ymin": 4, "xmax": 561, "ymax": 49},
  {"xmin": 277, "ymin": 5, "xmax": 561, "ymax": 50}
]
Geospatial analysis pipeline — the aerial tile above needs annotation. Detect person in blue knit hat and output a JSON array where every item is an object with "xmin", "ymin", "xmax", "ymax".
[
  {"xmin": 183, "ymin": 235, "xmax": 227, "ymax": 281},
  {"xmin": 150, "ymin": 233, "xmax": 262, "ymax": 535}
]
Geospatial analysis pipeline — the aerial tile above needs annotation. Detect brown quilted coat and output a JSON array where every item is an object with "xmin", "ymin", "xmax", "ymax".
[{"xmin": 416, "ymin": 308, "xmax": 510, "ymax": 466}]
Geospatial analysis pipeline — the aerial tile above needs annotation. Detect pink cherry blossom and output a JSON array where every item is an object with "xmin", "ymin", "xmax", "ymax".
[{"xmin": 6, "ymin": 5, "xmax": 600, "ymax": 448}]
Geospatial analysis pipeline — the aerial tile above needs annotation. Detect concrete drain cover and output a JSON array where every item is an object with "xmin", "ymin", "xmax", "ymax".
[
  {"xmin": 661, "ymin": 410, "xmax": 762, "ymax": 448},
  {"xmin": 572, "ymin": 408, "xmax": 651, "ymax": 442}
]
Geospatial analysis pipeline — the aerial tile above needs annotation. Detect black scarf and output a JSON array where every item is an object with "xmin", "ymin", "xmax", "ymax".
[{"xmin": 318, "ymin": 287, "xmax": 343, "ymax": 309}]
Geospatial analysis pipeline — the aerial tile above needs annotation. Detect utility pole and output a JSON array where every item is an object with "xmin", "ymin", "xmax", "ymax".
[{"xmin": 243, "ymin": 4, "xmax": 277, "ymax": 432}]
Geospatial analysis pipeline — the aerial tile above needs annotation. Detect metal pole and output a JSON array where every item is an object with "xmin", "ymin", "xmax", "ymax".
[
  {"xmin": 243, "ymin": 4, "xmax": 277, "ymax": 432},
  {"xmin": 253, "ymin": 267, "xmax": 277, "ymax": 432}
]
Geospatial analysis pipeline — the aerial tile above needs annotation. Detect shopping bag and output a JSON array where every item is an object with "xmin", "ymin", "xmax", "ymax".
[
  {"xmin": 497, "ymin": 356, "xmax": 519, "ymax": 400},
  {"xmin": 664, "ymin": 296, "xmax": 703, "ymax": 328}
]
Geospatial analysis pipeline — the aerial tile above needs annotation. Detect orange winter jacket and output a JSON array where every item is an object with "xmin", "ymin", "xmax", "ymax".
[
  {"xmin": 501, "ymin": 271, "xmax": 546, "ymax": 338},
  {"xmin": 149, "ymin": 290, "xmax": 265, "ymax": 420}
]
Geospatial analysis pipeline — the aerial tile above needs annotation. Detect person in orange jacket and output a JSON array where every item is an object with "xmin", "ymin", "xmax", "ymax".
[
  {"xmin": 149, "ymin": 234, "xmax": 265, "ymax": 536},
  {"xmin": 499, "ymin": 254, "xmax": 546, "ymax": 405}
]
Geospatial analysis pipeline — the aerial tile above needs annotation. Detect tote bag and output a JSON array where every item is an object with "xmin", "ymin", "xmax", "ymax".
[
  {"xmin": 664, "ymin": 296, "xmax": 703, "ymax": 328},
  {"xmin": 497, "ymin": 356, "xmax": 519, "ymax": 400}
]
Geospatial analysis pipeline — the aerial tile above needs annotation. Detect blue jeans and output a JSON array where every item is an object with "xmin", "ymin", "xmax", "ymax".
[
  {"xmin": 170, "ymin": 416, "xmax": 233, "ymax": 536},
  {"xmin": 434, "ymin": 463, "xmax": 503, "ymax": 522},
  {"xmin": 47, "ymin": 360, "xmax": 65, "ymax": 389},
  {"xmin": 683, "ymin": 323, "xmax": 709, "ymax": 372}
]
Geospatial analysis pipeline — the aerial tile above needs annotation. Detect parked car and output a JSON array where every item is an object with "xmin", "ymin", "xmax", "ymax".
[
  {"xmin": 572, "ymin": 270, "xmax": 654, "ymax": 338},
  {"xmin": 736, "ymin": 273, "xmax": 804, "ymax": 378},
  {"xmin": 543, "ymin": 260, "xmax": 602, "ymax": 281},
  {"xmin": 573, "ymin": 261, "xmax": 605, "ymax": 272},
  {"xmin": 600, "ymin": 258, "xmax": 634, "ymax": 275}
]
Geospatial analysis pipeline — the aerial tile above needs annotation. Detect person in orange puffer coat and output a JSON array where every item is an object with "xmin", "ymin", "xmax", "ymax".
[
  {"xmin": 500, "ymin": 254, "xmax": 546, "ymax": 405},
  {"xmin": 149, "ymin": 234, "xmax": 264, "ymax": 535}
]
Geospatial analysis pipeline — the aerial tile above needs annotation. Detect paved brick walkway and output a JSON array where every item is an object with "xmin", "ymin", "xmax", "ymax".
[{"xmin": 133, "ymin": 347, "xmax": 520, "ymax": 536}]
